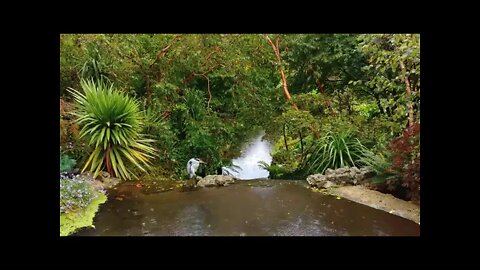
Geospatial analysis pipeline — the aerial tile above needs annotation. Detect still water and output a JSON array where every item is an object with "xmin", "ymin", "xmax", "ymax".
[
  {"xmin": 76, "ymin": 180, "xmax": 419, "ymax": 236},
  {"xmin": 75, "ymin": 132, "xmax": 419, "ymax": 236}
]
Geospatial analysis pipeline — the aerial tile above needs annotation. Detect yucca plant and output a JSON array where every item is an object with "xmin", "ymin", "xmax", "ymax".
[
  {"xmin": 68, "ymin": 79, "xmax": 156, "ymax": 180},
  {"xmin": 301, "ymin": 131, "xmax": 368, "ymax": 175}
]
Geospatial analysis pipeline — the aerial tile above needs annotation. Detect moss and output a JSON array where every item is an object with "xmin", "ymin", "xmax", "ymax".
[{"xmin": 60, "ymin": 192, "xmax": 107, "ymax": 236}]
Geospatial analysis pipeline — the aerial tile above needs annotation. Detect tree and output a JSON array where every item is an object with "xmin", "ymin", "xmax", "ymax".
[
  {"xmin": 358, "ymin": 34, "xmax": 420, "ymax": 128},
  {"xmin": 264, "ymin": 34, "xmax": 298, "ymax": 110}
]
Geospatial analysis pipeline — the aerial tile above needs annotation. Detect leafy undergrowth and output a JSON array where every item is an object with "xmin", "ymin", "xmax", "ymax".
[{"xmin": 60, "ymin": 191, "xmax": 107, "ymax": 236}]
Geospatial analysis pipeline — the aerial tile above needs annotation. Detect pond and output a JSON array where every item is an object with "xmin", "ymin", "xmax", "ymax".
[
  {"xmin": 74, "ymin": 132, "xmax": 419, "ymax": 236},
  {"xmin": 75, "ymin": 180, "xmax": 419, "ymax": 236}
]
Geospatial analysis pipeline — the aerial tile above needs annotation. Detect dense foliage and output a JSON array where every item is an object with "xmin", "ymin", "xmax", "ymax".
[
  {"xmin": 60, "ymin": 154, "xmax": 76, "ymax": 173},
  {"xmin": 60, "ymin": 33, "xmax": 420, "ymax": 204}
]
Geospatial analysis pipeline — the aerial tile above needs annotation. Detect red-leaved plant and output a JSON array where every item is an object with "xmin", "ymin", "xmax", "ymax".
[{"xmin": 386, "ymin": 122, "xmax": 420, "ymax": 204}]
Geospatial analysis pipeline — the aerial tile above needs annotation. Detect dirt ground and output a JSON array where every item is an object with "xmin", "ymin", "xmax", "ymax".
[{"xmin": 327, "ymin": 185, "xmax": 420, "ymax": 224}]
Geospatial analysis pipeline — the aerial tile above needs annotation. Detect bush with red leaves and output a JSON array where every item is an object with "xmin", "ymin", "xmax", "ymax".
[{"xmin": 385, "ymin": 122, "xmax": 420, "ymax": 204}]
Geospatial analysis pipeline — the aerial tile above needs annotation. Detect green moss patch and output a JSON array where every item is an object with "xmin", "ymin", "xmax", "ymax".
[{"xmin": 60, "ymin": 192, "xmax": 107, "ymax": 236}]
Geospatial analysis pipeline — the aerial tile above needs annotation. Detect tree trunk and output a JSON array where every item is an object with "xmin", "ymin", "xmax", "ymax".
[
  {"xmin": 283, "ymin": 124, "xmax": 289, "ymax": 151},
  {"xmin": 265, "ymin": 35, "xmax": 298, "ymax": 111},
  {"xmin": 374, "ymin": 94, "xmax": 385, "ymax": 114},
  {"xmin": 265, "ymin": 35, "xmax": 320, "ymax": 139},
  {"xmin": 316, "ymin": 79, "xmax": 325, "ymax": 94},
  {"xmin": 386, "ymin": 106, "xmax": 392, "ymax": 117},
  {"xmin": 399, "ymin": 61, "xmax": 415, "ymax": 127},
  {"xmin": 105, "ymin": 144, "xmax": 114, "ymax": 177}
]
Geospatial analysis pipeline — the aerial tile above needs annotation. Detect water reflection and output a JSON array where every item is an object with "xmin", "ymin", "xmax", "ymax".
[{"xmin": 76, "ymin": 180, "xmax": 420, "ymax": 236}]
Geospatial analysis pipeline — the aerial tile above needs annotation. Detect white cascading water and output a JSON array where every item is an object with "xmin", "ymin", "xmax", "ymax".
[{"xmin": 228, "ymin": 131, "xmax": 273, "ymax": 180}]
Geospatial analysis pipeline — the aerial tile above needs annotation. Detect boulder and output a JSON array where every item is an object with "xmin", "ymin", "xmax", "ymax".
[
  {"xmin": 306, "ymin": 174, "xmax": 326, "ymax": 185},
  {"xmin": 197, "ymin": 175, "xmax": 236, "ymax": 188},
  {"xmin": 101, "ymin": 177, "xmax": 121, "ymax": 189},
  {"xmin": 325, "ymin": 174, "xmax": 336, "ymax": 181},
  {"xmin": 306, "ymin": 174, "xmax": 337, "ymax": 188},
  {"xmin": 325, "ymin": 168, "xmax": 335, "ymax": 175},
  {"xmin": 322, "ymin": 181, "xmax": 336, "ymax": 188},
  {"xmin": 359, "ymin": 167, "xmax": 376, "ymax": 179},
  {"xmin": 351, "ymin": 167, "xmax": 360, "ymax": 174},
  {"xmin": 307, "ymin": 166, "xmax": 375, "ymax": 188},
  {"xmin": 354, "ymin": 173, "xmax": 365, "ymax": 182},
  {"xmin": 336, "ymin": 173, "xmax": 352, "ymax": 183}
]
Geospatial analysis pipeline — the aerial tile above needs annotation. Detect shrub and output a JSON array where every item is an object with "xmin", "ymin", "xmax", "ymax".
[
  {"xmin": 61, "ymin": 98, "xmax": 90, "ymax": 163},
  {"xmin": 301, "ymin": 131, "xmax": 368, "ymax": 175},
  {"xmin": 363, "ymin": 122, "xmax": 420, "ymax": 204},
  {"xmin": 60, "ymin": 154, "xmax": 77, "ymax": 173},
  {"xmin": 68, "ymin": 79, "xmax": 157, "ymax": 180},
  {"xmin": 358, "ymin": 149, "xmax": 392, "ymax": 176},
  {"xmin": 388, "ymin": 122, "xmax": 420, "ymax": 203},
  {"xmin": 258, "ymin": 161, "xmax": 296, "ymax": 179}
]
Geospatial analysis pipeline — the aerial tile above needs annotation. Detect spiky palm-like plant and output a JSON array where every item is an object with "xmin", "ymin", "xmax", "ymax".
[{"xmin": 68, "ymin": 79, "xmax": 156, "ymax": 180}]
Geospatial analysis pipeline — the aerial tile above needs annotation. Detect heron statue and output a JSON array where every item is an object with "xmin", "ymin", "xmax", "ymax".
[{"xmin": 187, "ymin": 158, "xmax": 206, "ymax": 179}]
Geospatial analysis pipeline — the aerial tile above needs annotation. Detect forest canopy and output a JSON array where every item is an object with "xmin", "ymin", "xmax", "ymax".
[{"xmin": 60, "ymin": 33, "xmax": 420, "ymax": 202}]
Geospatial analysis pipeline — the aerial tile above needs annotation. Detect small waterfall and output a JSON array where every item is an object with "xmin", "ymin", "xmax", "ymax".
[{"xmin": 229, "ymin": 131, "xmax": 272, "ymax": 180}]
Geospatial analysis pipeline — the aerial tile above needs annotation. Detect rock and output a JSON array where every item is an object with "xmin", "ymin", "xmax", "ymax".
[
  {"xmin": 307, "ymin": 166, "xmax": 369, "ymax": 187},
  {"xmin": 354, "ymin": 173, "xmax": 364, "ymax": 182},
  {"xmin": 322, "ymin": 181, "xmax": 336, "ymax": 188},
  {"xmin": 197, "ymin": 175, "xmax": 236, "ymax": 188},
  {"xmin": 306, "ymin": 174, "xmax": 338, "ymax": 189},
  {"xmin": 325, "ymin": 174, "xmax": 336, "ymax": 182},
  {"xmin": 102, "ymin": 177, "xmax": 121, "ymax": 189},
  {"xmin": 92, "ymin": 180, "xmax": 105, "ymax": 190},
  {"xmin": 325, "ymin": 168, "xmax": 335, "ymax": 175},
  {"xmin": 96, "ymin": 171, "xmax": 110, "ymax": 181},
  {"xmin": 306, "ymin": 174, "xmax": 326, "ymax": 185},
  {"xmin": 336, "ymin": 173, "xmax": 352, "ymax": 183},
  {"xmin": 359, "ymin": 167, "xmax": 376, "ymax": 179},
  {"xmin": 351, "ymin": 167, "xmax": 360, "ymax": 174}
]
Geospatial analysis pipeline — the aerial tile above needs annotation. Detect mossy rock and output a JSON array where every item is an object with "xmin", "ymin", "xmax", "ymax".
[{"xmin": 60, "ymin": 192, "xmax": 107, "ymax": 236}]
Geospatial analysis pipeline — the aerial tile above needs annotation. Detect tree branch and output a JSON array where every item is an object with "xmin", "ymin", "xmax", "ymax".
[
  {"xmin": 264, "ymin": 34, "xmax": 298, "ymax": 111},
  {"xmin": 149, "ymin": 34, "xmax": 182, "ymax": 69}
]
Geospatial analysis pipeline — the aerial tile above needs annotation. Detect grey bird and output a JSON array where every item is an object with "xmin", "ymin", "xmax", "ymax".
[{"xmin": 187, "ymin": 158, "xmax": 206, "ymax": 179}]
